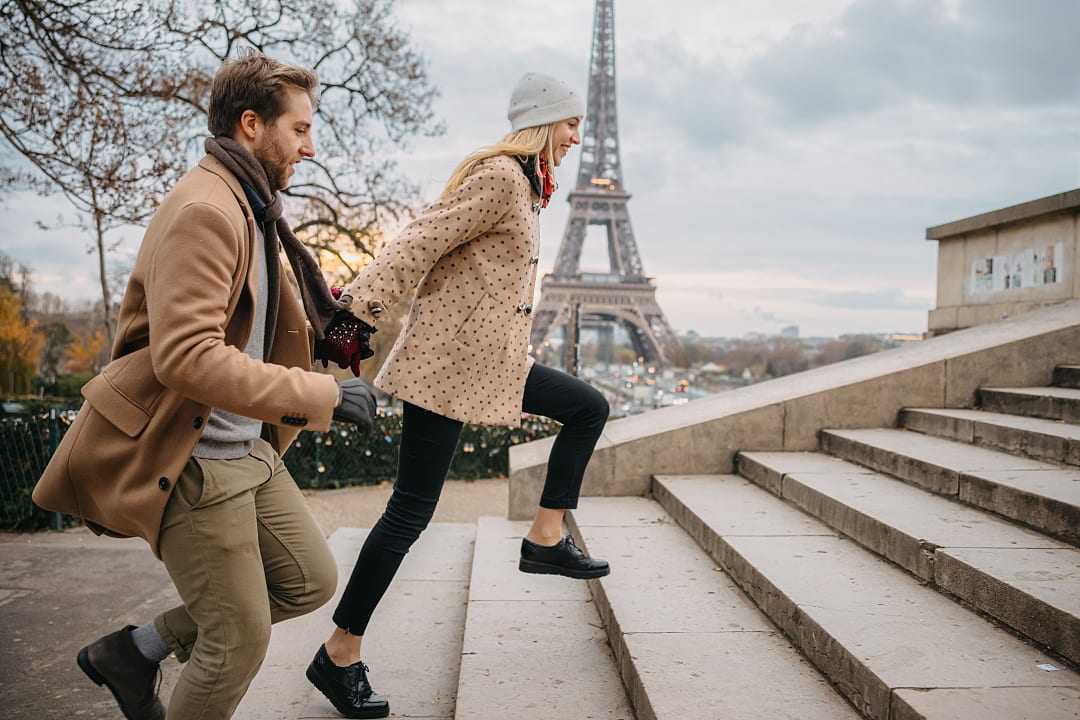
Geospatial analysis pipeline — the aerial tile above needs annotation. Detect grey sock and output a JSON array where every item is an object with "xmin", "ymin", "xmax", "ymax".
[{"xmin": 130, "ymin": 622, "xmax": 171, "ymax": 664}]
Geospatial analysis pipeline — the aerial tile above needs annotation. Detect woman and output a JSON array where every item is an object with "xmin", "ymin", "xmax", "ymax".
[{"xmin": 306, "ymin": 72, "xmax": 610, "ymax": 719}]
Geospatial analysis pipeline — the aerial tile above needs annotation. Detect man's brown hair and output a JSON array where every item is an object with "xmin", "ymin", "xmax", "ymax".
[{"xmin": 207, "ymin": 49, "xmax": 319, "ymax": 137}]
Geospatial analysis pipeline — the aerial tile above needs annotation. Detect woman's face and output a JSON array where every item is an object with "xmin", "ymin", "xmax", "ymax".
[{"xmin": 552, "ymin": 117, "xmax": 582, "ymax": 166}]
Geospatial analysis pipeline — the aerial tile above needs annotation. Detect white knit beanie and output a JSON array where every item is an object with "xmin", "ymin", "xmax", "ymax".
[{"xmin": 507, "ymin": 72, "xmax": 586, "ymax": 131}]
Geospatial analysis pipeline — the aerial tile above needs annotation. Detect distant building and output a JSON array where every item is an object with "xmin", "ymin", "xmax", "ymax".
[
  {"xmin": 886, "ymin": 333, "xmax": 924, "ymax": 344},
  {"xmin": 780, "ymin": 325, "xmax": 800, "ymax": 339}
]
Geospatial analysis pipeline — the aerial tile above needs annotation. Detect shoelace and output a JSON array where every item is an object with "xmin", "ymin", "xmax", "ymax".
[
  {"xmin": 139, "ymin": 666, "xmax": 164, "ymax": 711},
  {"xmin": 350, "ymin": 662, "xmax": 374, "ymax": 702}
]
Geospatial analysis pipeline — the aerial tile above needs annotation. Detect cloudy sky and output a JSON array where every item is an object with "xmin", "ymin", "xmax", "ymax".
[{"xmin": 5, "ymin": 0, "xmax": 1080, "ymax": 337}]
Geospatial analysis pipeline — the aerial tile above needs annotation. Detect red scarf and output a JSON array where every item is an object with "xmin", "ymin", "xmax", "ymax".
[{"xmin": 538, "ymin": 153, "xmax": 555, "ymax": 208}]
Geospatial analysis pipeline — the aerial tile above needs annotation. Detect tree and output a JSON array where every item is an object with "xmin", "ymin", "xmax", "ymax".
[
  {"xmin": 0, "ymin": 286, "xmax": 44, "ymax": 395},
  {"xmin": 0, "ymin": 0, "xmax": 442, "ymax": 336},
  {"xmin": 38, "ymin": 320, "xmax": 72, "ymax": 383},
  {"xmin": 64, "ymin": 326, "xmax": 108, "ymax": 375},
  {"xmin": 764, "ymin": 338, "xmax": 810, "ymax": 378},
  {"xmin": 1, "ymin": 1, "xmax": 192, "ymax": 343}
]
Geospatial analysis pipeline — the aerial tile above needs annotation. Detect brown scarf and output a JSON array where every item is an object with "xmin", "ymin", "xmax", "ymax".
[{"xmin": 205, "ymin": 136, "xmax": 345, "ymax": 340}]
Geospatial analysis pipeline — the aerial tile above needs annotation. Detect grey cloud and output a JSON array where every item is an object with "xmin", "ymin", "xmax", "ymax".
[
  {"xmin": 744, "ymin": 0, "xmax": 1080, "ymax": 126},
  {"xmin": 620, "ymin": 36, "xmax": 751, "ymax": 151}
]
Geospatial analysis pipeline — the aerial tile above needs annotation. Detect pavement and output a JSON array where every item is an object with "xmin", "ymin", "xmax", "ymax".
[{"xmin": 0, "ymin": 478, "xmax": 508, "ymax": 720}]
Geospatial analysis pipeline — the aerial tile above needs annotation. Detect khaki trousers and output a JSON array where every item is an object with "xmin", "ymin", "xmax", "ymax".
[{"xmin": 152, "ymin": 439, "xmax": 337, "ymax": 720}]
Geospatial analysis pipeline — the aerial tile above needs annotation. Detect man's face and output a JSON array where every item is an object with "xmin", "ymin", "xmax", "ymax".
[
  {"xmin": 253, "ymin": 87, "xmax": 316, "ymax": 191},
  {"xmin": 552, "ymin": 117, "xmax": 581, "ymax": 167}
]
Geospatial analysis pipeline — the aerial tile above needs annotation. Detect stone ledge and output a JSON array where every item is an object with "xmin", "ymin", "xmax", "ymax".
[
  {"xmin": 508, "ymin": 300, "xmax": 1080, "ymax": 519},
  {"xmin": 926, "ymin": 187, "xmax": 1080, "ymax": 240}
]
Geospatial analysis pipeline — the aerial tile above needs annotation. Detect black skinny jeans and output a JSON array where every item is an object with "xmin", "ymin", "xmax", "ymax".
[{"xmin": 332, "ymin": 362, "xmax": 609, "ymax": 635}]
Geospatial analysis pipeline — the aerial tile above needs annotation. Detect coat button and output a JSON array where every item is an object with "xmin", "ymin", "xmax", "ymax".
[
  {"xmin": 193, "ymin": 416, "xmax": 204, "ymax": 429},
  {"xmin": 158, "ymin": 477, "xmax": 170, "ymax": 491}
]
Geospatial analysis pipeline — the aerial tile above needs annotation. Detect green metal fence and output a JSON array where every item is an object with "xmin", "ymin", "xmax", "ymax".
[
  {"xmin": 0, "ymin": 408, "xmax": 75, "ymax": 530},
  {"xmin": 0, "ymin": 405, "xmax": 561, "ymax": 531}
]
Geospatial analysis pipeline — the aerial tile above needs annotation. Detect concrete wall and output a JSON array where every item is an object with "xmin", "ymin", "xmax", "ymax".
[
  {"xmin": 928, "ymin": 191, "xmax": 1080, "ymax": 334},
  {"xmin": 508, "ymin": 301, "xmax": 1080, "ymax": 519}
]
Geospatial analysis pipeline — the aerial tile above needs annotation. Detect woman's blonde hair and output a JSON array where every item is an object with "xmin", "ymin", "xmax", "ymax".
[{"xmin": 441, "ymin": 124, "xmax": 557, "ymax": 198}]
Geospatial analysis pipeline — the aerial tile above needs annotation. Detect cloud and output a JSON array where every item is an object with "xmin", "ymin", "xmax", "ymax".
[
  {"xmin": 744, "ymin": 0, "xmax": 1080, "ymax": 126},
  {"xmin": 5, "ymin": 0, "xmax": 1078, "ymax": 340}
]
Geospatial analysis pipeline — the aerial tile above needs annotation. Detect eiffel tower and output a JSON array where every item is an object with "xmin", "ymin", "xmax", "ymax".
[{"xmin": 530, "ymin": 0, "xmax": 684, "ymax": 368}]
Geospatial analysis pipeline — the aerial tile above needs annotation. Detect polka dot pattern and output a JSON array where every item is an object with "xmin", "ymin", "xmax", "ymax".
[{"xmin": 345, "ymin": 155, "xmax": 541, "ymax": 427}]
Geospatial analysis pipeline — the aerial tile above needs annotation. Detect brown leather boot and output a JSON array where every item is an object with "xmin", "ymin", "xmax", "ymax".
[{"xmin": 77, "ymin": 625, "xmax": 166, "ymax": 720}]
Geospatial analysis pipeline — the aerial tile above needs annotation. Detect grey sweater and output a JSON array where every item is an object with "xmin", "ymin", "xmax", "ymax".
[{"xmin": 192, "ymin": 224, "xmax": 268, "ymax": 460}]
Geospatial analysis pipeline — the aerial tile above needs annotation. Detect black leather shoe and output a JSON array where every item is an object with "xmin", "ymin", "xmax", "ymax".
[
  {"xmin": 77, "ymin": 625, "xmax": 165, "ymax": 720},
  {"xmin": 519, "ymin": 535, "xmax": 610, "ymax": 579},
  {"xmin": 306, "ymin": 644, "xmax": 390, "ymax": 719}
]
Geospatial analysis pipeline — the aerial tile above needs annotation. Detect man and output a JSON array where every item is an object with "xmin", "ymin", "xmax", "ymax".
[{"xmin": 33, "ymin": 51, "xmax": 376, "ymax": 720}]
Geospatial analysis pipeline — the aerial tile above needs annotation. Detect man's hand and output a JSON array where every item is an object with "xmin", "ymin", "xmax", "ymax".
[
  {"xmin": 333, "ymin": 378, "xmax": 377, "ymax": 432},
  {"xmin": 314, "ymin": 308, "xmax": 376, "ymax": 377}
]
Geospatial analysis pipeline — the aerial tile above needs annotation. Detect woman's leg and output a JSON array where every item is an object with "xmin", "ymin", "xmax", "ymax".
[
  {"xmin": 519, "ymin": 362, "xmax": 610, "ymax": 546},
  {"xmin": 325, "ymin": 401, "xmax": 463, "ymax": 663}
]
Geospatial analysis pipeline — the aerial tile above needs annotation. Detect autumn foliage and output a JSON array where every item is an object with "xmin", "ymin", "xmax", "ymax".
[
  {"xmin": 64, "ymin": 327, "xmax": 109, "ymax": 375},
  {"xmin": 0, "ymin": 286, "xmax": 44, "ymax": 394}
]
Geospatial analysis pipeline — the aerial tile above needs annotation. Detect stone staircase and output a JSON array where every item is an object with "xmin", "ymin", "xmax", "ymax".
[
  {"xmin": 246, "ymin": 362, "xmax": 1079, "ymax": 719},
  {"xmin": 236, "ymin": 520, "xmax": 632, "ymax": 720},
  {"xmin": 570, "ymin": 365, "xmax": 1080, "ymax": 720}
]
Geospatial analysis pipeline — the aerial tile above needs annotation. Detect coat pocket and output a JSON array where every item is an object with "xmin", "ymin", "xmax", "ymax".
[
  {"xmin": 453, "ymin": 292, "xmax": 500, "ymax": 350},
  {"xmin": 81, "ymin": 346, "xmax": 163, "ymax": 438},
  {"xmin": 81, "ymin": 374, "xmax": 153, "ymax": 438}
]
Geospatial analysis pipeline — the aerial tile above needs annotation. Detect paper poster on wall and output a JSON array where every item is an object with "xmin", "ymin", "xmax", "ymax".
[
  {"xmin": 972, "ymin": 257, "xmax": 994, "ymax": 293},
  {"xmin": 991, "ymin": 255, "xmax": 1008, "ymax": 292},
  {"xmin": 1004, "ymin": 253, "xmax": 1025, "ymax": 290},
  {"xmin": 971, "ymin": 242, "xmax": 1065, "ymax": 295}
]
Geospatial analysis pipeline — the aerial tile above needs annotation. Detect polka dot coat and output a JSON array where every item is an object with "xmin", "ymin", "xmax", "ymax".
[{"xmin": 345, "ymin": 154, "xmax": 541, "ymax": 427}]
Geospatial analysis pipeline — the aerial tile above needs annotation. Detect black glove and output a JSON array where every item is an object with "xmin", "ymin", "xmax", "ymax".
[{"xmin": 333, "ymin": 378, "xmax": 377, "ymax": 432}]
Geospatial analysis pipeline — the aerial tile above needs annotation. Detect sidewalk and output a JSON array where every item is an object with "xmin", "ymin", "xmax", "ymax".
[{"xmin": 0, "ymin": 478, "xmax": 507, "ymax": 719}]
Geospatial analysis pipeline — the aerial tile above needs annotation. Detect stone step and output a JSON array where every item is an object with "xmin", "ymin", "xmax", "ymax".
[
  {"xmin": 234, "ymin": 523, "xmax": 475, "ymax": 720},
  {"xmin": 566, "ymin": 497, "xmax": 861, "ymax": 720},
  {"xmin": 1054, "ymin": 365, "xmax": 1080, "ymax": 389},
  {"xmin": 901, "ymin": 406, "xmax": 1080, "ymax": 467},
  {"xmin": 737, "ymin": 451, "xmax": 1080, "ymax": 664},
  {"xmin": 818, "ymin": 427, "xmax": 1080, "ymax": 543},
  {"xmin": 979, "ymin": 386, "xmax": 1080, "ymax": 423},
  {"xmin": 652, "ymin": 474, "xmax": 1080, "ymax": 720},
  {"xmin": 455, "ymin": 516, "xmax": 633, "ymax": 720}
]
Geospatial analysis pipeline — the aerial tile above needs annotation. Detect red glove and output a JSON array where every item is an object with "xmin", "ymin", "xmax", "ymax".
[{"xmin": 314, "ymin": 287, "xmax": 376, "ymax": 376}]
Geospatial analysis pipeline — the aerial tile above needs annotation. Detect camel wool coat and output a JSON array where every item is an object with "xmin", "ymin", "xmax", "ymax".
[
  {"xmin": 32, "ymin": 155, "xmax": 340, "ymax": 555},
  {"xmin": 346, "ymin": 154, "xmax": 541, "ymax": 427}
]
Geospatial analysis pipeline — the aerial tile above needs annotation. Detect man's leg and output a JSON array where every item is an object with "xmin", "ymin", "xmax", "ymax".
[
  {"xmin": 154, "ymin": 459, "xmax": 273, "ymax": 720},
  {"xmin": 251, "ymin": 439, "xmax": 337, "ymax": 622},
  {"xmin": 150, "ymin": 444, "xmax": 336, "ymax": 665},
  {"xmin": 96, "ymin": 446, "xmax": 336, "ymax": 720}
]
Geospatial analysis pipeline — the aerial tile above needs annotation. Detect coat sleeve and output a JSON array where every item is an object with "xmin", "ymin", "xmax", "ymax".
[
  {"xmin": 145, "ymin": 201, "xmax": 340, "ymax": 431},
  {"xmin": 344, "ymin": 159, "xmax": 520, "ymax": 326}
]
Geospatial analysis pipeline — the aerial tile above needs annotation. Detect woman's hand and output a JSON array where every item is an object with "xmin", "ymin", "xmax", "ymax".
[{"xmin": 314, "ymin": 287, "xmax": 377, "ymax": 376}]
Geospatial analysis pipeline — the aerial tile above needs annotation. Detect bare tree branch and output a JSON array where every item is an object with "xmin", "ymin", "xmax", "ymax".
[{"xmin": 0, "ymin": 0, "xmax": 443, "ymax": 326}]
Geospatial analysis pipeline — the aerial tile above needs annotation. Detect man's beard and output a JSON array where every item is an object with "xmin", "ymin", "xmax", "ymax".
[{"xmin": 254, "ymin": 133, "xmax": 291, "ymax": 192}]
